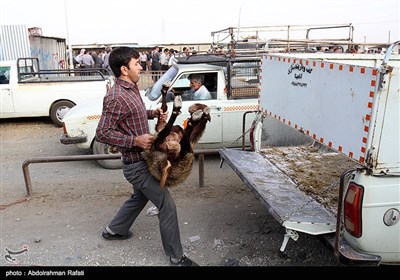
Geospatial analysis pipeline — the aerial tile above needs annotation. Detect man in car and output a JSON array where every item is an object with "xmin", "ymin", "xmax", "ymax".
[{"xmin": 186, "ymin": 74, "xmax": 211, "ymax": 100}]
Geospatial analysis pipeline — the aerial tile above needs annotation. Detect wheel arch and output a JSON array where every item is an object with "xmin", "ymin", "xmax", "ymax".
[
  {"xmin": 49, "ymin": 98, "xmax": 76, "ymax": 115},
  {"xmin": 49, "ymin": 99, "xmax": 76, "ymax": 127}
]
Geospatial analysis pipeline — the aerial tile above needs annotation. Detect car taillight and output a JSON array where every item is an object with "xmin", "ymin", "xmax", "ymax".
[{"xmin": 343, "ymin": 182, "xmax": 364, "ymax": 238}]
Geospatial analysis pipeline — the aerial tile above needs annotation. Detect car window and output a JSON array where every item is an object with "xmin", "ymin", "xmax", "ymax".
[
  {"xmin": 173, "ymin": 73, "xmax": 190, "ymax": 88},
  {"xmin": 168, "ymin": 72, "xmax": 218, "ymax": 101},
  {"xmin": 0, "ymin": 66, "xmax": 10, "ymax": 84}
]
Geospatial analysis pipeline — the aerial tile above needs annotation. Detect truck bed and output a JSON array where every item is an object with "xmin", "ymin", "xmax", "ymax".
[
  {"xmin": 19, "ymin": 72, "xmax": 109, "ymax": 83},
  {"xmin": 219, "ymin": 146, "xmax": 357, "ymax": 235}
]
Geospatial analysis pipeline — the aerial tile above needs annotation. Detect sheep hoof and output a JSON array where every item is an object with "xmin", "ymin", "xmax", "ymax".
[
  {"xmin": 162, "ymin": 81, "xmax": 172, "ymax": 88},
  {"xmin": 173, "ymin": 95, "xmax": 182, "ymax": 109}
]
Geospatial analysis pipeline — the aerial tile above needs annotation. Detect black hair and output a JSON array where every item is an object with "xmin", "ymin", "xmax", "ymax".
[{"xmin": 109, "ymin": 47, "xmax": 140, "ymax": 78}]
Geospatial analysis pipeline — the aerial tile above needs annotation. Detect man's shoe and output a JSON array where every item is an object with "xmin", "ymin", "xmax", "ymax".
[
  {"xmin": 102, "ymin": 230, "xmax": 133, "ymax": 241},
  {"xmin": 170, "ymin": 255, "xmax": 199, "ymax": 266}
]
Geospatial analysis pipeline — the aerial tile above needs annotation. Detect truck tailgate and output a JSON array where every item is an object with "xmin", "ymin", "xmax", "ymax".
[{"xmin": 220, "ymin": 148, "xmax": 337, "ymax": 235}]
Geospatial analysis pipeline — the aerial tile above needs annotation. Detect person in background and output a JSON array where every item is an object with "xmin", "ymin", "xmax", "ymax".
[
  {"xmin": 102, "ymin": 47, "xmax": 113, "ymax": 75},
  {"xmin": 139, "ymin": 51, "xmax": 148, "ymax": 71},
  {"xmin": 146, "ymin": 51, "xmax": 152, "ymax": 72},
  {"xmin": 95, "ymin": 46, "xmax": 198, "ymax": 267},
  {"xmin": 74, "ymin": 48, "xmax": 85, "ymax": 68},
  {"xmin": 151, "ymin": 46, "xmax": 161, "ymax": 81},
  {"xmin": 80, "ymin": 50, "xmax": 94, "ymax": 75},
  {"xmin": 81, "ymin": 50, "xmax": 94, "ymax": 68},
  {"xmin": 160, "ymin": 48, "xmax": 170, "ymax": 71},
  {"xmin": 91, "ymin": 51, "xmax": 102, "ymax": 68},
  {"xmin": 168, "ymin": 48, "xmax": 177, "ymax": 67},
  {"xmin": 182, "ymin": 46, "xmax": 190, "ymax": 57}
]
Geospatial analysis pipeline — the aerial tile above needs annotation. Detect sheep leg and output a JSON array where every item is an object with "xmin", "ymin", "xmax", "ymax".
[
  {"xmin": 155, "ymin": 83, "xmax": 171, "ymax": 132},
  {"xmin": 179, "ymin": 110, "xmax": 204, "ymax": 158},
  {"xmin": 159, "ymin": 160, "xmax": 172, "ymax": 188},
  {"xmin": 153, "ymin": 95, "xmax": 182, "ymax": 147},
  {"xmin": 160, "ymin": 82, "xmax": 172, "ymax": 112}
]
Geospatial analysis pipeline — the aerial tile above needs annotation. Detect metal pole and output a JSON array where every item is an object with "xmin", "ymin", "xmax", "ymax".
[
  {"xmin": 22, "ymin": 154, "xmax": 121, "ymax": 196},
  {"xmin": 198, "ymin": 154, "xmax": 204, "ymax": 188},
  {"xmin": 22, "ymin": 149, "xmax": 220, "ymax": 196}
]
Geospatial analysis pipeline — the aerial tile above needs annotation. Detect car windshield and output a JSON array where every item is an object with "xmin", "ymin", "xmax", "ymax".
[{"xmin": 145, "ymin": 66, "xmax": 178, "ymax": 101}]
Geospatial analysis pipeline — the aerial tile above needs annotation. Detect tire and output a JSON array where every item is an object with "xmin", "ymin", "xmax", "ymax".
[
  {"xmin": 92, "ymin": 140, "xmax": 123, "ymax": 169},
  {"xmin": 50, "ymin": 100, "xmax": 75, "ymax": 127}
]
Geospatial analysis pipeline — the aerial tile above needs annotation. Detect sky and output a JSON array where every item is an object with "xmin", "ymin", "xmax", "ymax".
[{"xmin": 1, "ymin": 0, "xmax": 398, "ymax": 46}]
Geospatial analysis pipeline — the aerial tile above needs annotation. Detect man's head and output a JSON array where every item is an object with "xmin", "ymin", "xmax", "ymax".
[
  {"xmin": 189, "ymin": 74, "xmax": 204, "ymax": 91},
  {"xmin": 109, "ymin": 47, "xmax": 141, "ymax": 81}
]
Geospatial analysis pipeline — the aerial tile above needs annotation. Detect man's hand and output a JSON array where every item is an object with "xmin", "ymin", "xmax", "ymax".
[
  {"xmin": 153, "ymin": 108, "xmax": 168, "ymax": 122},
  {"xmin": 134, "ymin": 134, "xmax": 154, "ymax": 150},
  {"xmin": 171, "ymin": 88, "xmax": 184, "ymax": 96}
]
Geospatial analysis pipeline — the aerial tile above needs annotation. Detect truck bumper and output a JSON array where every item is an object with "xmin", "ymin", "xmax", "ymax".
[
  {"xmin": 336, "ymin": 235, "xmax": 382, "ymax": 266},
  {"xmin": 60, "ymin": 134, "xmax": 87, "ymax": 145},
  {"xmin": 321, "ymin": 233, "xmax": 382, "ymax": 266}
]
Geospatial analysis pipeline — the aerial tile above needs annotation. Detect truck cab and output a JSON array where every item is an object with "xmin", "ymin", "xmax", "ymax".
[{"xmin": 145, "ymin": 55, "xmax": 260, "ymax": 146}]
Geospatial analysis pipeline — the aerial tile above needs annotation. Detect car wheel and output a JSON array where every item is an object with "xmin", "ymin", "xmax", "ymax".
[
  {"xmin": 92, "ymin": 140, "xmax": 123, "ymax": 169},
  {"xmin": 50, "ymin": 100, "xmax": 75, "ymax": 127}
]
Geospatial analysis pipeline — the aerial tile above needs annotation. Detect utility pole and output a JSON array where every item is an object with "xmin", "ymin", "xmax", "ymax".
[
  {"xmin": 64, "ymin": 0, "xmax": 73, "ymax": 69},
  {"xmin": 237, "ymin": 7, "xmax": 241, "ymax": 42},
  {"xmin": 162, "ymin": 18, "xmax": 165, "ymax": 44}
]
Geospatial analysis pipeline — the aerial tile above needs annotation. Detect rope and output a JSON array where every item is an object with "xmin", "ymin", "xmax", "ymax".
[
  {"xmin": 0, "ymin": 197, "xmax": 29, "ymax": 210},
  {"xmin": 225, "ymin": 111, "xmax": 264, "ymax": 148}
]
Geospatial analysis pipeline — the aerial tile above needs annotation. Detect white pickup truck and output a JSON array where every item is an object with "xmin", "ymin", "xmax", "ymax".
[
  {"xmin": 0, "ymin": 57, "xmax": 114, "ymax": 126},
  {"xmin": 220, "ymin": 41, "xmax": 400, "ymax": 265},
  {"xmin": 60, "ymin": 55, "xmax": 260, "ymax": 168}
]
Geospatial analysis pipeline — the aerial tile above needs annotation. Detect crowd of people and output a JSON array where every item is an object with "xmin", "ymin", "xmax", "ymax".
[
  {"xmin": 145, "ymin": 46, "xmax": 191, "ymax": 72},
  {"xmin": 72, "ymin": 46, "xmax": 194, "ymax": 76}
]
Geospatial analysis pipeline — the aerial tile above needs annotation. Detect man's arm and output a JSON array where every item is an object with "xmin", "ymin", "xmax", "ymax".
[{"xmin": 197, "ymin": 85, "xmax": 212, "ymax": 100}]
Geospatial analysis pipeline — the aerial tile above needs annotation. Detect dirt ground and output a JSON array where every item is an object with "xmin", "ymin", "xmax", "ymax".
[{"xmin": 0, "ymin": 117, "xmax": 341, "ymax": 269}]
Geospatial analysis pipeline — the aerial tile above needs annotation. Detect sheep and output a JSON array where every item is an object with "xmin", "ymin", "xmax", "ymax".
[{"xmin": 143, "ymin": 84, "xmax": 211, "ymax": 188}]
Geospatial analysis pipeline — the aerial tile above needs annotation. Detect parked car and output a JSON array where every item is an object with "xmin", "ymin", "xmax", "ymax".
[{"xmin": 60, "ymin": 56, "xmax": 260, "ymax": 169}]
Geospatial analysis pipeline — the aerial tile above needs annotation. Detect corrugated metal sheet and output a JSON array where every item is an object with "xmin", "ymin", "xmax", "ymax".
[
  {"xmin": 30, "ymin": 36, "xmax": 67, "ymax": 70},
  {"xmin": 0, "ymin": 24, "xmax": 67, "ymax": 70},
  {"xmin": 0, "ymin": 24, "xmax": 31, "ymax": 61}
]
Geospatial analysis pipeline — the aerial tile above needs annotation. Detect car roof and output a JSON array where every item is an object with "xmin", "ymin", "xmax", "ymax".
[
  {"xmin": 176, "ymin": 54, "xmax": 260, "ymax": 66},
  {"xmin": 173, "ymin": 62, "xmax": 223, "ymax": 71}
]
